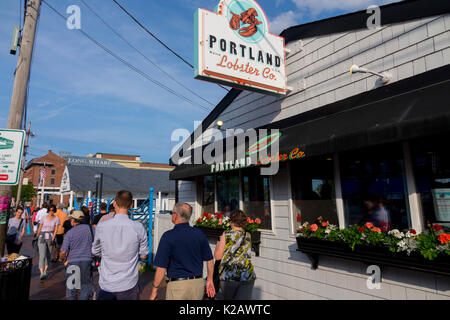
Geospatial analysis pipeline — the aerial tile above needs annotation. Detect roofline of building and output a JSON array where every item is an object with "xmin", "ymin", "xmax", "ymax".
[
  {"xmin": 93, "ymin": 152, "xmax": 140, "ymax": 158},
  {"xmin": 24, "ymin": 161, "xmax": 55, "ymax": 170},
  {"xmin": 169, "ymin": 0, "xmax": 450, "ymax": 166}
]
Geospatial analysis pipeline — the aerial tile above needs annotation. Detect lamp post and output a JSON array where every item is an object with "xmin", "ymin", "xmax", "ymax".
[
  {"xmin": 98, "ymin": 173, "xmax": 103, "ymax": 204},
  {"xmin": 93, "ymin": 173, "xmax": 103, "ymax": 223},
  {"xmin": 94, "ymin": 174, "xmax": 100, "ymax": 223}
]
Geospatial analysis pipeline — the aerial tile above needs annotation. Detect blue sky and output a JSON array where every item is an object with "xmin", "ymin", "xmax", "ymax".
[{"xmin": 0, "ymin": 0, "xmax": 399, "ymax": 163}]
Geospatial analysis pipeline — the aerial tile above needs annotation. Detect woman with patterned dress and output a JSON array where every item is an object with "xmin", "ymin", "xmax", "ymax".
[{"xmin": 214, "ymin": 210, "xmax": 256, "ymax": 300}]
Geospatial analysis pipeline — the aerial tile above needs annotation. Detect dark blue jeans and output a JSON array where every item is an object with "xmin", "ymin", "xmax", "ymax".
[
  {"xmin": 66, "ymin": 260, "xmax": 93, "ymax": 300},
  {"xmin": 97, "ymin": 283, "xmax": 140, "ymax": 300},
  {"xmin": 220, "ymin": 280, "xmax": 255, "ymax": 300}
]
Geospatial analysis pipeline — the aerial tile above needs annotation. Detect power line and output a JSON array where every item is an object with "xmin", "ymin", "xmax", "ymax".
[
  {"xmin": 42, "ymin": 0, "xmax": 211, "ymax": 113},
  {"xmin": 111, "ymin": 0, "xmax": 230, "ymax": 93},
  {"xmin": 79, "ymin": 0, "xmax": 215, "ymax": 107}
]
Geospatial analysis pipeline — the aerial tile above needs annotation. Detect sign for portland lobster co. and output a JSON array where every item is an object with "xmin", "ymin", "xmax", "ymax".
[{"xmin": 194, "ymin": 0, "xmax": 287, "ymax": 96}]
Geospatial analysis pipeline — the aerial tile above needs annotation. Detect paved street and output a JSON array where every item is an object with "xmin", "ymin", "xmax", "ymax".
[{"xmin": 19, "ymin": 234, "xmax": 167, "ymax": 300}]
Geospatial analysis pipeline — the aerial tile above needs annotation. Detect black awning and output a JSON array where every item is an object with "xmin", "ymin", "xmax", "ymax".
[
  {"xmin": 170, "ymin": 68, "xmax": 450, "ymax": 181},
  {"xmin": 280, "ymin": 78, "xmax": 450, "ymax": 158}
]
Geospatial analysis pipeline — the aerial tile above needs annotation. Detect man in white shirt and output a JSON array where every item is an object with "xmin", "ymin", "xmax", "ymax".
[
  {"xmin": 92, "ymin": 190, "xmax": 149, "ymax": 300},
  {"xmin": 35, "ymin": 202, "xmax": 49, "ymax": 224}
]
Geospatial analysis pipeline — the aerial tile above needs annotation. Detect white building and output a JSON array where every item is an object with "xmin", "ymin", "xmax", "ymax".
[{"xmin": 162, "ymin": 0, "xmax": 450, "ymax": 300}]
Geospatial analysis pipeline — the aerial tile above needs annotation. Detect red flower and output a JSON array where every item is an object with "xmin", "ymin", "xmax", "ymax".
[
  {"xmin": 371, "ymin": 227, "xmax": 381, "ymax": 233},
  {"xmin": 322, "ymin": 221, "xmax": 329, "ymax": 227},
  {"xmin": 438, "ymin": 233, "xmax": 450, "ymax": 244},
  {"xmin": 379, "ymin": 222, "xmax": 389, "ymax": 232},
  {"xmin": 202, "ymin": 212, "xmax": 209, "ymax": 217},
  {"xmin": 310, "ymin": 224, "xmax": 318, "ymax": 232},
  {"xmin": 206, "ymin": 213, "xmax": 212, "ymax": 220},
  {"xmin": 197, "ymin": 218, "xmax": 202, "ymax": 223},
  {"xmin": 215, "ymin": 213, "xmax": 223, "ymax": 219},
  {"xmin": 409, "ymin": 229, "xmax": 416, "ymax": 234},
  {"xmin": 358, "ymin": 227, "xmax": 365, "ymax": 233},
  {"xmin": 255, "ymin": 218, "xmax": 261, "ymax": 224},
  {"xmin": 432, "ymin": 224, "xmax": 444, "ymax": 232},
  {"xmin": 365, "ymin": 222, "xmax": 374, "ymax": 229}
]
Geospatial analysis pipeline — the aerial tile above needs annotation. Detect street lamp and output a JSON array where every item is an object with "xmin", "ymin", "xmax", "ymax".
[
  {"xmin": 349, "ymin": 64, "xmax": 392, "ymax": 84},
  {"xmin": 94, "ymin": 173, "xmax": 103, "ymax": 205}
]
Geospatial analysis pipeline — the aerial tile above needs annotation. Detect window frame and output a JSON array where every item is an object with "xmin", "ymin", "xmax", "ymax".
[
  {"xmin": 196, "ymin": 169, "xmax": 275, "ymax": 232},
  {"xmin": 289, "ymin": 154, "xmax": 339, "ymax": 231},
  {"xmin": 240, "ymin": 167, "xmax": 273, "ymax": 231}
]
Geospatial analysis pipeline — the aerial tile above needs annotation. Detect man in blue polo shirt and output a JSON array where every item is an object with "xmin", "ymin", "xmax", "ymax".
[{"xmin": 150, "ymin": 203, "xmax": 215, "ymax": 300}]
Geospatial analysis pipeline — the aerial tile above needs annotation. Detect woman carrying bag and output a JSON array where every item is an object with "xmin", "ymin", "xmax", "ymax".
[
  {"xmin": 214, "ymin": 210, "xmax": 256, "ymax": 300},
  {"xmin": 6, "ymin": 207, "xmax": 26, "ymax": 254},
  {"xmin": 35, "ymin": 204, "xmax": 60, "ymax": 280}
]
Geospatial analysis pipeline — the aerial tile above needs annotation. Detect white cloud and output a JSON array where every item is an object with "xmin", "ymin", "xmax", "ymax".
[
  {"xmin": 291, "ymin": 0, "xmax": 401, "ymax": 17},
  {"xmin": 270, "ymin": 11, "xmax": 302, "ymax": 34}
]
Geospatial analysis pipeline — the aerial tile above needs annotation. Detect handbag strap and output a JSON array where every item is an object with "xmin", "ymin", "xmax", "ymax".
[{"xmin": 88, "ymin": 224, "xmax": 94, "ymax": 243}]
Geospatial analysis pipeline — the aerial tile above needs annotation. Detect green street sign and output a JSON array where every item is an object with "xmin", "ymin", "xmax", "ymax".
[{"xmin": 0, "ymin": 129, "xmax": 25, "ymax": 185}]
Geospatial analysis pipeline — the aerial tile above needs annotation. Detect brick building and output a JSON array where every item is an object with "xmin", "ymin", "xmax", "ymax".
[{"xmin": 24, "ymin": 150, "xmax": 68, "ymax": 207}]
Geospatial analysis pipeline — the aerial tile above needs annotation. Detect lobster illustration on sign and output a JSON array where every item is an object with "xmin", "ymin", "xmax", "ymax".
[{"xmin": 229, "ymin": 8, "xmax": 262, "ymax": 37}]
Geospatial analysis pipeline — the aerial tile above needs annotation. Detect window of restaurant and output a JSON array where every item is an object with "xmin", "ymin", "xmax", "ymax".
[
  {"xmin": 411, "ymin": 135, "xmax": 450, "ymax": 229},
  {"xmin": 198, "ymin": 175, "xmax": 215, "ymax": 214},
  {"xmin": 241, "ymin": 167, "xmax": 271, "ymax": 230},
  {"xmin": 340, "ymin": 143, "xmax": 410, "ymax": 231},
  {"xmin": 216, "ymin": 173, "xmax": 240, "ymax": 215},
  {"xmin": 291, "ymin": 156, "xmax": 338, "ymax": 231}
]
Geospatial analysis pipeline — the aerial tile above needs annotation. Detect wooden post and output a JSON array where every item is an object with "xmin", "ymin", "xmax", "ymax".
[{"xmin": 0, "ymin": 0, "xmax": 42, "ymax": 256}]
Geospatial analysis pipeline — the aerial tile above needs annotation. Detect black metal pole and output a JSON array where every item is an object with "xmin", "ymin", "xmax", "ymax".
[
  {"xmin": 99, "ymin": 173, "xmax": 103, "ymax": 203},
  {"xmin": 94, "ymin": 179, "xmax": 99, "ymax": 223}
]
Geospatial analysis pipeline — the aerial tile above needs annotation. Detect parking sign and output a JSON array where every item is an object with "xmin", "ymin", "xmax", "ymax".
[{"xmin": 0, "ymin": 129, "xmax": 25, "ymax": 185}]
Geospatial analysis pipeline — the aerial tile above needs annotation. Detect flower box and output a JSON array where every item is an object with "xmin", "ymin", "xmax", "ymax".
[
  {"xmin": 194, "ymin": 226, "xmax": 261, "ymax": 256},
  {"xmin": 296, "ymin": 237, "xmax": 450, "ymax": 276}
]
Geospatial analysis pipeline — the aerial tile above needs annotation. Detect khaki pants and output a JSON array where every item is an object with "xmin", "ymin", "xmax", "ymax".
[{"xmin": 166, "ymin": 278, "xmax": 204, "ymax": 300}]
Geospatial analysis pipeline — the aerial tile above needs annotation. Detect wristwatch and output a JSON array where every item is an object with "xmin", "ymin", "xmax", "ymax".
[{"xmin": 152, "ymin": 282, "xmax": 161, "ymax": 289}]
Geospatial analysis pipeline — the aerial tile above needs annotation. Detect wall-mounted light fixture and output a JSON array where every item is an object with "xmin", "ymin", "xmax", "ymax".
[
  {"xmin": 350, "ymin": 64, "xmax": 392, "ymax": 84},
  {"xmin": 216, "ymin": 120, "xmax": 223, "ymax": 130}
]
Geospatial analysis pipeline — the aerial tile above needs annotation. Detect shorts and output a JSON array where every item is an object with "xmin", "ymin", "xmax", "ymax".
[{"xmin": 56, "ymin": 234, "xmax": 64, "ymax": 245}]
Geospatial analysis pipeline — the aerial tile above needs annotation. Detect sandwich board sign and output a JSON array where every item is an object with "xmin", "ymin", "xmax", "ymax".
[
  {"xmin": 194, "ymin": 0, "xmax": 287, "ymax": 96},
  {"xmin": 0, "ymin": 129, "xmax": 25, "ymax": 185}
]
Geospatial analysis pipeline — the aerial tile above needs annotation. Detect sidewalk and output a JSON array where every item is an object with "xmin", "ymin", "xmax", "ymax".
[{"xmin": 19, "ymin": 234, "xmax": 166, "ymax": 300}]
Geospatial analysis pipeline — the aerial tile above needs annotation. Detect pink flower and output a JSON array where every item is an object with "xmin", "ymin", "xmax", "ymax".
[
  {"xmin": 365, "ymin": 222, "xmax": 374, "ymax": 229},
  {"xmin": 310, "ymin": 224, "xmax": 318, "ymax": 232},
  {"xmin": 322, "ymin": 221, "xmax": 329, "ymax": 227}
]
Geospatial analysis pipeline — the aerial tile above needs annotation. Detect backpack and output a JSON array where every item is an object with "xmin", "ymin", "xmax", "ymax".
[{"xmin": 32, "ymin": 211, "xmax": 38, "ymax": 224}]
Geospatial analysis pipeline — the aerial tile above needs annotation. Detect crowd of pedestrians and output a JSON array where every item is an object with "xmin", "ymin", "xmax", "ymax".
[{"xmin": 4, "ymin": 190, "xmax": 256, "ymax": 301}]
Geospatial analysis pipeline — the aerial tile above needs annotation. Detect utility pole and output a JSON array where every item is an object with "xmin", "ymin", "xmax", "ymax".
[
  {"xmin": 14, "ymin": 122, "xmax": 33, "ymax": 210},
  {"xmin": 0, "ymin": 0, "xmax": 41, "ymax": 256}
]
